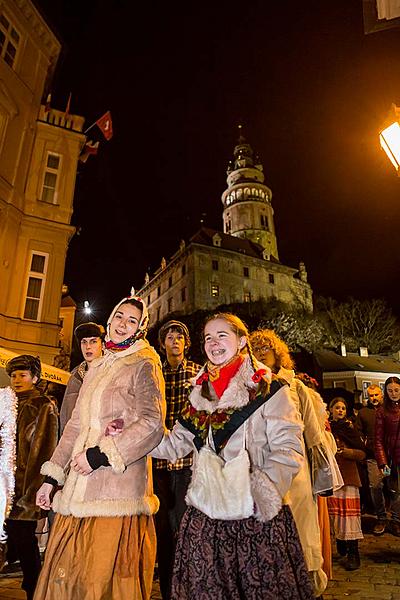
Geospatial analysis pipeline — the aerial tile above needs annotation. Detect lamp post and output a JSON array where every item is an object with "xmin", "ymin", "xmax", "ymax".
[
  {"xmin": 84, "ymin": 300, "xmax": 91, "ymax": 315},
  {"xmin": 379, "ymin": 103, "xmax": 400, "ymax": 172}
]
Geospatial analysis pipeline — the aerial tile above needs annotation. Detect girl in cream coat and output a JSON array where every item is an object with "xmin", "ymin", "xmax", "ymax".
[{"xmin": 34, "ymin": 294, "xmax": 165, "ymax": 600}]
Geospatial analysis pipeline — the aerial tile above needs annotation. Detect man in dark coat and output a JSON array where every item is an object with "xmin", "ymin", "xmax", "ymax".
[
  {"xmin": 5, "ymin": 355, "xmax": 58, "ymax": 600},
  {"xmin": 59, "ymin": 322, "xmax": 104, "ymax": 433},
  {"xmin": 356, "ymin": 385, "xmax": 387, "ymax": 535}
]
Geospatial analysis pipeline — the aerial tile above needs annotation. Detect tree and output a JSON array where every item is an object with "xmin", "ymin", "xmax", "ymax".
[{"xmin": 316, "ymin": 297, "xmax": 400, "ymax": 354}]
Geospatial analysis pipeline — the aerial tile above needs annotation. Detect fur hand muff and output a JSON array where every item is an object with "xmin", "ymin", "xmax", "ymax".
[{"xmin": 250, "ymin": 467, "xmax": 282, "ymax": 522}]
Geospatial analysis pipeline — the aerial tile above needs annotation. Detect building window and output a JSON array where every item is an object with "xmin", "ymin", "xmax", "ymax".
[
  {"xmin": 168, "ymin": 276, "xmax": 172, "ymax": 288},
  {"xmin": 226, "ymin": 219, "xmax": 232, "ymax": 233},
  {"xmin": 23, "ymin": 252, "xmax": 48, "ymax": 321},
  {"xmin": 168, "ymin": 297, "xmax": 173, "ymax": 312},
  {"xmin": 243, "ymin": 266, "xmax": 249, "ymax": 278},
  {"xmin": 269, "ymin": 273, "xmax": 275, "ymax": 284},
  {"xmin": 41, "ymin": 153, "xmax": 61, "ymax": 203},
  {"xmin": 0, "ymin": 14, "xmax": 20, "ymax": 68},
  {"xmin": 212, "ymin": 259, "xmax": 219, "ymax": 271},
  {"xmin": 181, "ymin": 287, "xmax": 186, "ymax": 302},
  {"xmin": 157, "ymin": 286, "xmax": 161, "ymax": 298},
  {"xmin": 182, "ymin": 264, "xmax": 186, "ymax": 276},
  {"xmin": 146, "ymin": 295, "xmax": 150, "ymax": 306},
  {"xmin": 211, "ymin": 284, "xmax": 219, "ymax": 298},
  {"xmin": 244, "ymin": 292, "xmax": 251, "ymax": 303}
]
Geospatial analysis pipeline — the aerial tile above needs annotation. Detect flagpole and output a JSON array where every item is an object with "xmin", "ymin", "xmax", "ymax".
[{"xmin": 84, "ymin": 121, "xmax": 97, "ymax": 135}]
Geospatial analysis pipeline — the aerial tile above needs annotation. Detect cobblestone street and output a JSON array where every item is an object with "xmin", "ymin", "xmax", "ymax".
[{"xmin": 0, "ymin": 517, "xmax": 399, "ymax": 599}]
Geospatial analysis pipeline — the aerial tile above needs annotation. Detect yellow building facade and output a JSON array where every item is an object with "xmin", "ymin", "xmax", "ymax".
[{"xmin": 0, "ymin": 0, "xmax": 83, "ymax": 364}]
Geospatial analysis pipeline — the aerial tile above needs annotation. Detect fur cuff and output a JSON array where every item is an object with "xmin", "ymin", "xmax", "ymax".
[
  {"xmin": 41, "ymin": 461, "xmax": 66, "ymax": 486},
  {"xmin": 98, "ymin": 436, "xmax": 126, "ymax": 474},
  {"xmin": 250, "ymin": 468, "xmax": 282, "ymax": 522}
]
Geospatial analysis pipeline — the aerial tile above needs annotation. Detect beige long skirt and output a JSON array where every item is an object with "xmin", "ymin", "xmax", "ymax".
[{"xmin": 34, "ymin": 513, "xmax": 156, "ymax": 600}]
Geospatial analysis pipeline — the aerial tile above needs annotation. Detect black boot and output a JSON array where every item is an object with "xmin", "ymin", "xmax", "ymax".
[
  {"xmin": 345, "ymin": 540, "xmax": 360, "ymax": 571},
  {"xmin": 336, "ymin": 538, "xmax": 347, "ymax": 557}
]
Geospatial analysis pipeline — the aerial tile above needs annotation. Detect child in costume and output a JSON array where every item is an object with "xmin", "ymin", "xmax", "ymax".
[
  {"xmin": 35, "ymin": 294, "xmax": 165, "ymax": 600},
  {"xmin": 151, "ymin": 312, "xmax": 314, "ymax": 600}
]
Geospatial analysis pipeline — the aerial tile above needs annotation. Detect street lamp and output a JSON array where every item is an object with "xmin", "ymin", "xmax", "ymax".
[
  {"xmin": 84, "ymin": 300, "xmax": 91, "ymax": 315},
  {"xmin": 379, "ymin": 103, "xmax": 400, "ymax": 172}
]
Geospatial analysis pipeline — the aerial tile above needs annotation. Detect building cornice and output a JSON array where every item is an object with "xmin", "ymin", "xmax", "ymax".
[{"xmin": 14, "ymin": 0, "xmax": 61, "ymax": 61}]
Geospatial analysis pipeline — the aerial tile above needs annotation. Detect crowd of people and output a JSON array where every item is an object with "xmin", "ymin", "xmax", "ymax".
[{"xmin": 0, "ymin": 295, "xmax": 400, "ymax": 600}]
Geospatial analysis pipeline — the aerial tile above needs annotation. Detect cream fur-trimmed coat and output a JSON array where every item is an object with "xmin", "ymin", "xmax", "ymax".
[
  {"xmin": 41, "ymin": 339, "xmax": 166, "ymax": 518},
  {"xmin": 151, "ymin": 356, "xmax": 304, "ymax": 522}
]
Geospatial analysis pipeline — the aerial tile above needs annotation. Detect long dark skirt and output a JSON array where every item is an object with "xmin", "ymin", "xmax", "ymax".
[{"xmin": 171, "ymin": 505, "xmax": 315, "ymax": 600}]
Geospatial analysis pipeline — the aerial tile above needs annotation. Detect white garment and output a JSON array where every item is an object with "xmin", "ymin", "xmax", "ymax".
[{"xmin": 0, "ymin": 387, "xmax": 17, "ymax": 541}]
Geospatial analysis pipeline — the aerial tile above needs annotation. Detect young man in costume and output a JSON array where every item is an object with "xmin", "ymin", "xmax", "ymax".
[
  {"xmin": 153, "ymin": 320, "xmax": 200, "ymax": 600},
  {"xmin": 59, "ymin": 322, "xmax": 104, "ymax": 433},
  {"xmin": 5, "ymin": 355, "xmax": 58, "ymax": 600}
]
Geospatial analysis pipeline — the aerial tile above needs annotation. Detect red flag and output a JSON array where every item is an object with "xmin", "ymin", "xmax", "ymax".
[
  {"xmin": 44, "ymin": 93, "xmax": 51, "ymax": 113},
  {"xmin": 96, "ymin": 111, "xmax": 113, "ymax": 140},
  {"xmin": 65, "ymin": 92, "xmax": 72, "ymax": 117},
  {"xmin": 79, "ymin": 140, "xmax": 99, "ymax": 163}
]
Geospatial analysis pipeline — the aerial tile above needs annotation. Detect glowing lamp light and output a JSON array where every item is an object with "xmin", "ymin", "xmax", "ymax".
[
  {"xmin": 84, "ymin": 300, "xmax": 91, "ymax": 315},
  {"xmin": 380, "ymin": 121, "xmax": 400, "ymax": 171}
]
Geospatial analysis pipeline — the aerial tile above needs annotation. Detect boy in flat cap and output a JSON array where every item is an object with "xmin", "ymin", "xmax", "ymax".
[
  {"xmin": 59, "ymin": 322, "xmax": 104, "ymax": 433},
  {"xmin": 5, "ymin": 355, "xmax": 58, "ymax": 600}
]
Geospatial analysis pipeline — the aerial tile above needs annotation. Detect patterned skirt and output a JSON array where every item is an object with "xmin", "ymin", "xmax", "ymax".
[
  {"xmin": 327, "ymin": 485, "xmax": 363, "ymax": 541},
  {"xmin": 171, "ymin": 505, "xmax": 315, "ymax": 600},
  {"xmin": 33, "ymin": 513, "xmax": 156, "ymax": 600}
]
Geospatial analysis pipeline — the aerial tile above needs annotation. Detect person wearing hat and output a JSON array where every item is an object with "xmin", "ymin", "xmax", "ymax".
[
  {"xmin": 59, "ymin": 322, "xmax": 105, "ymax": 433},
  {"xmin": 5, "ymin": 355, "xmax": 58, "ymax": 600},
  {"xmin": 153, "ymin": 320, "xmax": 200, "ymax": 600},
  {"xmin": 34, "ymin": 294, "xmax": 165, "ymax": 600}
]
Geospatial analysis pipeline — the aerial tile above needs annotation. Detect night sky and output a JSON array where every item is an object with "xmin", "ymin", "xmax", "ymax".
[{"xmin": 36, "ymin": 0, "xmax": 400, "ymax": 323}]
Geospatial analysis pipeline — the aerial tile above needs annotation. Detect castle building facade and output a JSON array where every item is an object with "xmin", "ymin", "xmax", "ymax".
[
  {"xmin": 0, "ymin": 0, "xmax": 84, "ymax": 363},
  {"xmin": 138, "ymin": 132, "xmax": 313, "ymax": 325}
]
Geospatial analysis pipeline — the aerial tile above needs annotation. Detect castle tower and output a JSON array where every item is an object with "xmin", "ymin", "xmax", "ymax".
[{"xmin": 221, "ymin": 127, "xmax": 279, "ymax": 259}]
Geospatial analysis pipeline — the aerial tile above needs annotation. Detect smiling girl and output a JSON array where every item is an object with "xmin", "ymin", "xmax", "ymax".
[
  {"xmin": 327, "ymin": 397, "xmax": 365, "ymax": 571},
  {"xmin": 151, "ymin": 312, "xmax": 314, "ymax": 600},
  {"xmin": 34, "ymin": 294, "xmax": 165, "ymax": 600}
]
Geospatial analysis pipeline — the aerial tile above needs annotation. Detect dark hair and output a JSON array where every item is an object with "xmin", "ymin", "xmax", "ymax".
[
  {"xmin": 158, "ymin": 320, "xmax": 191, "ymax": 354},
  {"xmin": 383, "ymin": 376, "xmax": 400, "ymax": 411},
  {"xmin": 329, "ymin": 396, "xmax": 348, "ymax": 413},
  {"xmin": 119, "ymin": 299, "xmax": 143, "ymax": 314}
]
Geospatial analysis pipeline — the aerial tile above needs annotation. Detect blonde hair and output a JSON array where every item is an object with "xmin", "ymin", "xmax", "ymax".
[{"xmin": 249, "ymin": 329, "xmax": 294, "ymax": 371}]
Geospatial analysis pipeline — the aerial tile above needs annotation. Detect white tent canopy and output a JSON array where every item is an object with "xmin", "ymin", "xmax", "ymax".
[{"xmin": 0, "ymin": 346, "xmax": 70, "ymax": 387}]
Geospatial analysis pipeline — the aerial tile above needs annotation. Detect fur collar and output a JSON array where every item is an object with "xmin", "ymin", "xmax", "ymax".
[{"xmin": 189, "ymin": 355, "xmax": 271, "ymax": 413}]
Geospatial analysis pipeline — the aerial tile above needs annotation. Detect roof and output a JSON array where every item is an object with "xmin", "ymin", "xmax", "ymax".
[
  {"xmin": 61, "ymin": 295, "xmax": 77, "ymax": 308},
  {"xmin": 314, "ymin": 349, "xmax": 400, "ymax": 374},
  {"xmin": 189, "ymin": 227, "xmax": 280, "ymax": 262}
]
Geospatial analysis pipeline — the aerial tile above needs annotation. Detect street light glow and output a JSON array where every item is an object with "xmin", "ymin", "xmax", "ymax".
[
  {"xmin": 380, "ymin": 121, "xmax": 400, "ymax": 171},
  {"xmin": 84, "ymin": 300, "xmax": 92, "ymax": 315}
]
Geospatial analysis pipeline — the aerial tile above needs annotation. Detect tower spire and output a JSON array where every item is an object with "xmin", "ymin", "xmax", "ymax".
[{"xmin": 221, "ymin": 132, "xmax": 279, "ymax": 259}]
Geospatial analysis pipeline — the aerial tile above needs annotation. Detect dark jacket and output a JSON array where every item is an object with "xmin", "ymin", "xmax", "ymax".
[
  {"xmin": 331, "ymin": 417, "xmax": 366, "ymax": 487},
  {"xmin": 375, "ymin": 403, "xmax": 400, "ymax": 468},
  {"xmin": 10, "ymin": 388, "xmax": 59, "ymax": 520},
  {"xmin": 59, "ymin": 361, "xmax": 86, "ymax": 433},
  {"xmin": 335, "ymin": 445, "xmax": 366, "ymax": 487},
  {"xmin": 355, "ymin": 405, "xmax": 379, "ymax": 458}
]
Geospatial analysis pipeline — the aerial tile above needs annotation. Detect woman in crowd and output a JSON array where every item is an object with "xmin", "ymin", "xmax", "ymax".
[
  {"xmin": 34, "ymin": 293, "xmax": 165, "ymax": 600},
  {"xmin": 152, "ymin": 312, "xmax": 314, "ymax": 600},
  {"xmin": 374, "ymin": 376, "xmax": 400, "ymax": 536},
  {"xmin": 328, "ymin": 397, "xmax": 366, "ymax": 571},
  {"xmin": 250, "ymin": 329, "xmax": 337, "ymax": 596}
]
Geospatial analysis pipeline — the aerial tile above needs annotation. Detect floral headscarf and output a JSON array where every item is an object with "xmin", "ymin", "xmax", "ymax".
[{"xmin": 105, "ymin": 293, "xmax": 149, "ymax": 351}]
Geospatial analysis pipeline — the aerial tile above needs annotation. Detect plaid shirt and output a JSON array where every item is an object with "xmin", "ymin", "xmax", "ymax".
[{"xmin": 153, "ymin": 358, "xmax": 201, "ymax": 471}]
